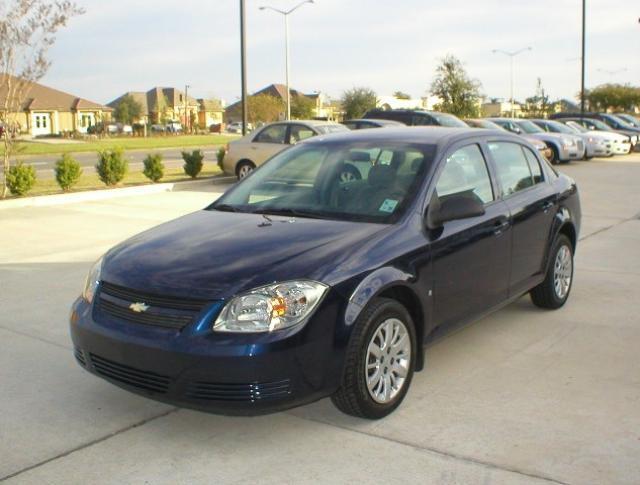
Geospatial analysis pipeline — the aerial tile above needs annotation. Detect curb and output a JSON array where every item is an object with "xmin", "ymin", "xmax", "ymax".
[{"xmin": 0, "ymin": 176, "xmax": 235, "ymax": 210}]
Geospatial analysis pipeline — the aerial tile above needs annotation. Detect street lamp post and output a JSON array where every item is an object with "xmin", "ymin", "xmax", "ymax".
[
  {"xmin": 492, "ymin": 47, "xmax": 532, "ymax": 118},
  {"xmin": 240, "ymin": 0, "xmax": 248, "ymax": 136},
  {"xmin": 184, "ymin": 84, "xmax": 190, "ymax": 132},
  {"xmin": 260, "ymin": 0, "xmax": 314, "ymax": 121}
]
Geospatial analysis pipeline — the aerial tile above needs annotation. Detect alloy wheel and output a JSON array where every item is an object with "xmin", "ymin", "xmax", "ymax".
[
  {"xmin": 553, "ymin": 245, "xmax": 572, "ymax": 299},
  {"xmin": 238, "ymin": 164, "xmax": 253, "ymax": 179},
  {"xmin": 365, "ymin": 318, "xmax": 411, "ymax": 404}
]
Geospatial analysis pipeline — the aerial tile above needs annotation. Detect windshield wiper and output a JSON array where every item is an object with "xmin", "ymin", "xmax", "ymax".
[
  {"xmin": 250, "ymin": 207, "xmax": 335, "ymax": 220},
  {"xmin": 213, "ymin": 203, "xmax": 242, "ymax": 213}
]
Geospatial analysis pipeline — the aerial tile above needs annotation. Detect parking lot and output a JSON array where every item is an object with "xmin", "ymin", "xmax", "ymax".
[{"xmin": 1, "ymin": 153, "xmax": 639, "ymax": 484}]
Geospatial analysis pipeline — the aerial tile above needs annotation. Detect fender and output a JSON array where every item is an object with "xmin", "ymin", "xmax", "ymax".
[
  {"xmin": 542, "ymin": 205, "xmax": 575, "ymax": 273},
  {"xmin": 342, "ymin": 265, "xmax": 427, "ymax": 371}
]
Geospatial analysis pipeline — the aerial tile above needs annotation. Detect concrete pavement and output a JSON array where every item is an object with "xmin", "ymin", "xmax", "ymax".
[{"xmin": 1, "ymin": 155, "xmax": 639, "ymax": 484}]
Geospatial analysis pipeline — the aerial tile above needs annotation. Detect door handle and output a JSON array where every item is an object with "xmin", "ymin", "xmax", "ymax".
[
  {"xmin": 542, "ymin": 201, "xmax": 554, "ymax": 213},
  {"xmin": 493, "ymin": 220, "xmax": 510, "ymax": 236}
]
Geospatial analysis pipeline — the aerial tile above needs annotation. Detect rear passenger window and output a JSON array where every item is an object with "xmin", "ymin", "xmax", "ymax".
[
  {"xmin": 522, "ymin": 147, "xmax": 543, "ymax": 183},
  {"xmin": 436, "ymin": 144, "xmax": 494, "ymax": 204},
  {"xmin": 488, "ymin": 142, "xmax": 535, "ymax": 196}
]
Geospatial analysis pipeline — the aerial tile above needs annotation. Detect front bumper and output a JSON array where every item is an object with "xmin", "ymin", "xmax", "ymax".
[
  {"xmin": 69, "ymin": 291, "xmax": 346, "ymax": 415},
  {"xmin": 558, "ymin": 144, "xmax": 584, "ymax": 161}
]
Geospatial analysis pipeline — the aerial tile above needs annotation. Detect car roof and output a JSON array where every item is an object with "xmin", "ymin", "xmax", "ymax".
[
  {"xmin": 345, "ymin": 119, "xmax": 404, "ymax": 125},
  {"xmin": 302, "ymin": 126, "xmax": 514, "ymax": 147}
]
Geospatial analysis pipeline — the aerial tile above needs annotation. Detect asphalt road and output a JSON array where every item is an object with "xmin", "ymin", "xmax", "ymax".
[
  {"xmin": 2, "ymin": 147, "xmax": 222, "ymax": 179},
  {"xmin": 1, "ymin": 154, "xmax": 639, "ymax": 484}
]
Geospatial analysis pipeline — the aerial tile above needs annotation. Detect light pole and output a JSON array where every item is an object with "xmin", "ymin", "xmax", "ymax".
[
  {"xmin": 184, "ymin": 84, "xmax": 190, "ymax": 132},
  {"xmin": 240, "ymin": 0, "xmax": 248, "ymax": 135},
  {"xmin": 260, "ymin": 0, "xmax": 314, "ymax": 120},
  {"xmin": 492, "ymin": 47, "xmax": 532, "ymax": 118},
  {"xmin": 580, "ymin": 0, "xmax": 586, "ymax": 117}
]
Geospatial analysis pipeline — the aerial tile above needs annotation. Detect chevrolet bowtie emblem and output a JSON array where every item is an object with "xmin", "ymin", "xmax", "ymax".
[{"xmin": 129, "ymin": 302, "xmax": 150, "ymax": 313}]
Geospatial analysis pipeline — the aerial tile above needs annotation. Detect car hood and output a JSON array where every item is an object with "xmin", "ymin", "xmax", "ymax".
[
  {"xmin": 522, "ymin": 136, "xmax": 547, "ymax": 149},
  {"xmin": 526, "ymin": 132, "xmax": 579, "ymax": 143},
  {"xmin": 101, "ymin": 210, "xmax": 390, "ymax": 300}
]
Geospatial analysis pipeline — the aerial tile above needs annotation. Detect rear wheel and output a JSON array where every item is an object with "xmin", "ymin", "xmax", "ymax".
[
  {"xmin": 530, "ymin": 234, "xmax": 574, "ymax": 309},
  {"xmin": 236, "ymin": 160, "xmax": 255, "ymax": 180},
  {"xmin": 549, "ymin": 145, "xmax": 560, "ymax": 165},
  {"xmin": 331, "ymin": 298, "xmax": 416, "ymax": 419}
]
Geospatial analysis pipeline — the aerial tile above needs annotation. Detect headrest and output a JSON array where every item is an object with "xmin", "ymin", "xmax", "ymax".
[
  {"xmin": 411, "ymin": 157, "xmax": 425, "ymax": 173},
  {"xmin": 368, "ymin": 164, "xmax": 395, "ymax": 187},
  {"xmin": 349, "ymin": 151, "xmax": 371, "ymax": 162}
]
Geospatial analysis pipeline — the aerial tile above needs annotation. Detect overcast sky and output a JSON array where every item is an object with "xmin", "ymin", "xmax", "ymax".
[{"xmin": 43, "ymin": 0, "xmax": 639, "ymax": 106}]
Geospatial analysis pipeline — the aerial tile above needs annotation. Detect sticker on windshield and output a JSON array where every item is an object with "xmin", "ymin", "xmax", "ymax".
[{"xmin": 379, "ymin": 199, "xmax": 398, "ymax": 213}]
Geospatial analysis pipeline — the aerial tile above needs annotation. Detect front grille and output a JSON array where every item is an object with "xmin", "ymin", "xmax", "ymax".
[
  {"xmin": 100, "ymin": 282, "xmax": 208, "ymax": 311},
  {"xmin": 74, "ymin": 348, "xmax": 86, "ymax": 367},
  {"xmin": 97, "ymin": 281, "xmax": 210, "ymax": 330},
  {"xmin": 90, "ymin": 353, "xmax": 170, "ymax": 394},
  {"xmin": 186, "ymin": 379, "xmax": 291, "ymax": 402},
  {"xmin": 98, "ymin": 298, "xmax": 193, "ymax": 329}
]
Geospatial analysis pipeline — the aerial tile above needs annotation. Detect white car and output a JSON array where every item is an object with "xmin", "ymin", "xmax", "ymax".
[
  {"xmin": 226, "ymin": 122, "xmax": 253, "ymax": 134},
  {"xmin": 563, "ymin": 121, "xmax": 632, "ymax": 155}
]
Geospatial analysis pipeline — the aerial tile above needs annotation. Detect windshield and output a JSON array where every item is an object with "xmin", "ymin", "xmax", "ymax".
[
  {"xmin": 210, "ymin": 141, "xmax": 436, "ymax": 223},
  {"xmin": 565, "ymin": 121, "xmax": 587, "ymax": 133},
  {"xmin": 546, "ymin": 121, "xmax": 575, "ymax": 134},
  {"xmin": 432, "ymin": 113, "xmax": 468, "ymax": 128},
  {"xmin": 315, "ymin": 124, "xmax": 349, "ymax": 134},
  {"xmin": 617, "ymin": 114, "xmax": 640, "ymax": 127},
  {"xmin": 603, "ymin": 114, "xmax": 634, "ymax": 129},
  {"xmin": 586, "ymin": 119, "xmax": 613, "ymax": 131},
  {"xmin": 516, "ymin": 120, "xmax": 544, "ymax": 134}
]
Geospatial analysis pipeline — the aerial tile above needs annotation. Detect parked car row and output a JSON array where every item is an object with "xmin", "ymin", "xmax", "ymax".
[{"xmin": 220, "ymin": 109, "xmax": 640, "ymax": 179}]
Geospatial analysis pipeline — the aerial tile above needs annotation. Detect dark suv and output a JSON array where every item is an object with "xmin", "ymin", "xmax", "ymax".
[{"xmin": 363, "ymin": 109, "xmax": 468, "ymax": 128}]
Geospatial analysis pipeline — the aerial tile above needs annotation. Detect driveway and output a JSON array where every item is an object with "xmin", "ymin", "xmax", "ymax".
[{"xmin": 1, "ymin": 156, "xmax": 639, "ymax": 484}]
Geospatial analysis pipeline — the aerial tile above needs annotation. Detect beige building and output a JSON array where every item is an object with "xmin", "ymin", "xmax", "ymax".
[
  {"xmin": 0, "ymin": 75, "xmax": 112, "ymax": 136},
  {"xmin": 481, "ymin": 100, "xmax": 524, "ymax": 118},
  {"xmin": 108, "ymin": 88, "xmax": 224, "ymax": 129}
]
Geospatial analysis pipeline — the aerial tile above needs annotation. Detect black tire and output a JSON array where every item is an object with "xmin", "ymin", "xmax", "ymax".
[
  {"xmin": 548, "ymin": 145, "xmax": 562, "ymax": 165},
  {"xmin": 530, "ymin": 234, "xmax": 574, "ymax": 309},
  {"xmin": 331, "ymin": 297, "xmax": 417, "ymax": 419},
  {"xmin": 236, "ymin": 160, "xmax": 255, "ymax": 180}
]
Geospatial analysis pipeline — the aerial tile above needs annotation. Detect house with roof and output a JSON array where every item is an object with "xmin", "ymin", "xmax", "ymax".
[
  {"xmin": 224, "ymin": 83, "xmax": 330, "ymax": 122},
  {"xmin": 0, "ymin": 75, "xmax": 112, "ymax": 136},
  {"xmin": 107, "ymin": 88, "xmax": 224, "ymax": 129}
]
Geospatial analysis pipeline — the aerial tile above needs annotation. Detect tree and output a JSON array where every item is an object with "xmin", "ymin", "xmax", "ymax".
[
  {"xmin": 523, "ymin": 78, "xmax": 552, "ymax": 118},
  {"xmin": 0, "ymin": 0, "xmax": 84, "ymax": 198},
  {"xmin": 341, "ymin": 87, "xmax": 377, "ymax": 119},
  {"xmin": 113, "ymin": 94, "xmax": 142, "ymax": 125},
  {"xmin": 393, "ymin": 91, "xmax": 411, "ymax": 100},
  {"xmin": 155, "ymin": 94, "xmax": 171, "ymax": 124},
  {"xmin": 430, "ymin": 55, "xmax": 482, "ymax": 118},
  {"xmin": 247, "ymin": 94, "xmax": 284, "ymax": 123},
  {"xmin": 585, "ymin": 84, "xmax": 640, "ymax": 112},
  {"xmin": 291, "ymin": 95, "xmax": 315, "ymax": 119}
]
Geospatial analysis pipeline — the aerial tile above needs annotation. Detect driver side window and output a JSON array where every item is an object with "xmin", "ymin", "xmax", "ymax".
[
  {"xmin": 436, "ymin": 144, "xmax": 494, "ymax": 204},
  {"xmin": 254, "ymin": 124, "xmax": 287, "ymax": 144}
]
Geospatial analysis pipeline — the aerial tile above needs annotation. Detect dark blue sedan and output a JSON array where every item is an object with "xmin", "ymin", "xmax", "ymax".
[{"xmin": 70, "ymin": 127, "xmax": 581, "ymax": 419}]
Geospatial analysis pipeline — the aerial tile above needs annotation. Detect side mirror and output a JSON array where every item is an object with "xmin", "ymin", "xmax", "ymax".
[{"xmin": 426, "ymin": 193, "xmax": 485, "ymax": 229}]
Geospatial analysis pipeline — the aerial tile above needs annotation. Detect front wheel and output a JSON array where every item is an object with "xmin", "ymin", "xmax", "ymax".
[
  {"xmin": 549, "ymin": 145, "xmax": 560, "ymax": 165},
  {"xmin": 331, "ymin": 298, "xmax": 416, "ymax": 419},
  {"xmin": 236, "ymin": 161, "xmax": 255, "ymax": 180},
  {"xmin": 530, "ymin": 234, "xmax": 574, "ymax": 309}
]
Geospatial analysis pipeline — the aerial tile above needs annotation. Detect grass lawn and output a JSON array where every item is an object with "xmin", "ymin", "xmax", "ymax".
[
  {"xmin": 2, "ymin": 134, "xmax": 235, "ymax": 156},
  {"xmin": 5, "ymin": 164, "xmax": 226, "ymax": 199}
]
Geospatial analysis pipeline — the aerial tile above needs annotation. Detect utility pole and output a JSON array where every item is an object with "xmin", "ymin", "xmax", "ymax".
[
  {"xmin": 240, "ymin": 0, "xmax": 248, "ymax": 136},
  {"xmin": 580, "ymin": 0, "xmax": 586, "ymax": 118}
]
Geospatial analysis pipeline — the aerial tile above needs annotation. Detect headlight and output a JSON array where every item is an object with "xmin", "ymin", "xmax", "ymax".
[
  {"xmin": 82, "ymin": 257, "xmax": 103, "ymax": 303},
  {"xmin": 587, "ymin": 137, "xmax": 595, "ymax": 143},
  {"xmin": 562, "ymin": 137, "xmax": 575, "ymax": 147},
  {"xmin": 214, "ymin": 280, "xmax": 328, "ymax": 333}
]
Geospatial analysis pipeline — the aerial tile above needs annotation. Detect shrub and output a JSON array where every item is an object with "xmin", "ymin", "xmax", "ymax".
[
  {"xmin": 6, "ymin": 162, "xmax": 36, "ymax": 196},
  {"xmin": 216, "ymin": 146, "xmax": 226, "ymax": 171},
  {"xmin": 96, "ymin": 148, "xmax": 128, "ymax": 186},
  {"xmin": 182, "ymin": 149, "xmax": 204, "ymax": 178},
  {"xmin": 143, "ymin": 153, "xmax": 164, "ymax": 182},
  {"xmin": 54, "ymin": 153, "xmax": 82, "ymax": 191}
]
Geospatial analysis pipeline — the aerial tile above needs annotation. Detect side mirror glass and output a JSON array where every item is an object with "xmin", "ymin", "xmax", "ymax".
[{"xmin": 426, "ymin": 193, "xmax": 485, "ymax": 229}]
